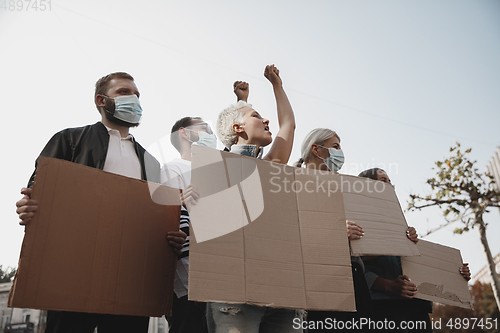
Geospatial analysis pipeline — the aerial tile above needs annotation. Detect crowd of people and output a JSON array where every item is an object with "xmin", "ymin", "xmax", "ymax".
[{"xmin": 15, "ymin": 66, "xmax": 471, "ymax": 333}]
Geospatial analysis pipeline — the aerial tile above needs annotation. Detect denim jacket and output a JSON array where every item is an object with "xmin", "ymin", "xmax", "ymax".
[{"xmin": 229, "ymin": 144, "xmax": 264, "ymax": 159}]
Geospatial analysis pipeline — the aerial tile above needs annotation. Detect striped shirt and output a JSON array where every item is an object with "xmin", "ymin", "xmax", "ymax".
[
  {"xmin": 179, "ymin": 206, "xmax": 190, "ymax": 259},
  {"xmin": 161, "ymin": 158, "xmax": 192, "ymax": 298}
]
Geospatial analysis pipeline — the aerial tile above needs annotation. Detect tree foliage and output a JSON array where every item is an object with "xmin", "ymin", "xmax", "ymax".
[
  {"xmin": 0, "ymin": 265, "xmax": 16, "ymax": 283},
  {"xmin": 430, "ymin": 281, "xmax": 500, "ymax": 333},
  {"xmin": 407, "ymin": 142, "xmax": 500, "ymax": 311},
  {"xmin": 408, "ymin": 142, "xmax": 500, "ymax": 235},
  {"xmin": 472, "ymin": 281, "xmax": 500, "ymax": 323}
]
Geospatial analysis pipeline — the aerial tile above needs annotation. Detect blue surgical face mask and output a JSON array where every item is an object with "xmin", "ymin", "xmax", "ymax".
[
  {"xmin": 186, "ymin": 128, "xmax": 218, "ymax": 149},
  {"xmin": 105, "ymin": 94, "xmax": 142, "ymax": 124},
  {"xmin": 319, "ymin": 145, "xmax": 345, "ymax": 172}
]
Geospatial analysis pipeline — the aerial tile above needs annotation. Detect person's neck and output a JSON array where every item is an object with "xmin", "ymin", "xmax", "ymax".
[
  {"xmin": 101, "ymin": 117, "xmax": 130, "ymax": 138},
  {"xmin": 179, "ymin": 141, "xmax": 193, "ymax": 161},
  {"xmin": 235, "ymin": 139, "xmax": 261, "ymax": 151},
  {"xmin": 180, "ymin": 149, "xmax": 192, "ymax": 161},
  {"xmin": 306, "ymin": 159, "xmax": 328, "ymax": 171}
]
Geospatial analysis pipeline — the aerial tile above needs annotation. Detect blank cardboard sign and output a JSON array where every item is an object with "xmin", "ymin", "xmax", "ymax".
[
  {"xmin": 342, "ymin": 175, "xmax": 419, "ymax": 257},
  {"xmin": 9, "ymin": 157, "xmax": 180, "ymax": 317},
  {"xmin": 188, "ymin": 146, "xmax": 355, "ymax": 311},
  {"xmin": 401, "ymin": 240, "xmax": 472, "ymax": 309}
]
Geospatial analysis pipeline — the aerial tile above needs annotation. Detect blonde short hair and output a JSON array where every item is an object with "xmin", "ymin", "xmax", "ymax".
[{"xmin": 217, "ymin": 101, "xmax": 252, "ymax": 149}]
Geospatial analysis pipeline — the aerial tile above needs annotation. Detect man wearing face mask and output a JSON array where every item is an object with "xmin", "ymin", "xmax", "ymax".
[
  {"xmin": 161, "ymin": 116, "xmax": 217, "ymax": 333},
  {"xmin": 15, "ymin": 72, "xmax": 187, "ymax": 333}
]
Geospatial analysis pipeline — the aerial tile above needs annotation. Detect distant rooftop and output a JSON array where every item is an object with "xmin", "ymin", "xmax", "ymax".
[
  {"xmin": 0, "ymin": 281, "xmax": 13, "ymax": 293},
  {"xmin": 472, "ymin": 252, "xmax": 500, "ymax": 284}
]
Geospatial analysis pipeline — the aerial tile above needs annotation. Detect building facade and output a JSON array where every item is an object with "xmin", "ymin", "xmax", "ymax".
[
  {"xmin": 486, "ymin": 146, "xmax": 500, "ymax": 191},
  {"xmin": 0, "ymin": 282, "xmax": 45, "ymax": 333},
  {"xmin": 473, "ymin": 252, "xmax": 500, "ymax": 285}
]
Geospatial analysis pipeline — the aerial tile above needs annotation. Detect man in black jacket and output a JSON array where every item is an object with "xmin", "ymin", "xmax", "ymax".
[{"xmin": 15, "ymin": 72, "xmax": 186, "ymax": 333}]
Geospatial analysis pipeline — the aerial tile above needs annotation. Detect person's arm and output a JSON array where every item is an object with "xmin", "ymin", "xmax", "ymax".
[
  {"xmin": 16, "ymin": 188, "xmax": 38, "ymax": 225},
  {"xmin": 234, "ymin": 81, "xmax": 249, "ymax": 102},
  {"xmin": 181, "ymin": 185, "xmax": 200, "ymax": 212},
  {"xmin": 460, "ymin": 263, "xmax": 471, "ymax": 281},
  {"xmin": 371, "ymin": 275, "xmax": 418, "ymax": 299},
  {"xmin": 161, "ymin": 164, "xmax": 200, "ymax": 211},
  {"xmin": 167, "ymin": 230, "xmax": 187, "ymax": 256},
  {"xmin": 406, "ymin": 226, "xmax": 418, "ymax": 244},
  {"xmin": 161, "ymin": 164, "xmax": 190, "ymax": 254},
  {"xmin": 364, "ymin": 256, "xmax": 417, "ymax": 298},
  {"xmin": 262, "ymin": 65, "xmax": 295, "ymax": 164},
  {"xmin": 347, "ymin": 220, "xmax": 364, "ymax": 240},
  {"xmin": 166, "ymin": 205, "xmax": 190, "ymax": 257}
]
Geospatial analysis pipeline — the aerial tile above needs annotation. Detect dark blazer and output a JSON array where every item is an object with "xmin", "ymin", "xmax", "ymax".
[{"xmin": 28, "ymin": 122, "xmax": 160, "ymax": 187}]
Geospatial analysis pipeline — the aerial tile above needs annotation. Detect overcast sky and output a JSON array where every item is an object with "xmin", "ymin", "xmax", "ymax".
[{"xmin": 1, "ymin": 0, "xmax": 499, "ymax": 278}]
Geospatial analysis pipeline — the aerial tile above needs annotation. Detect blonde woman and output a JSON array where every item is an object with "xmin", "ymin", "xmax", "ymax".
[{"xmin": 295, "ymin": 128, "xmax": 373, "ymax": 331}]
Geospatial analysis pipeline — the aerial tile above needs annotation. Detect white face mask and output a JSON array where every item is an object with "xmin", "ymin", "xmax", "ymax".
[
  {"xmin": 103, "ymin": 95, "xmax": 142, "ymax": 125},
  {"xmin": 104, "ymin": 94, "xmax": 143, "ymax": 124},
  {"xmin": 114, "ymin": 95, "xmax": 143, "ymax": 124},
  {"xmin": 185, "ymin": 128, "xmax": 218, "ymax": 149},
  {"xmin": 319, "ymin": 145, "xmax": 345, "ymax": 172},
  {"xmin": 192, "ymin": 131, "xmax": 218, "ymax": 149}
]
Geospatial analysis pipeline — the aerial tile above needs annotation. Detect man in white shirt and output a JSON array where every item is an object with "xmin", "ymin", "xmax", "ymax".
[
  {"xmin": 162, "ymin": 116, "xmax": 217, "ymax": 333},
  {"xmin": 15, "ymin": 72, "xmax": 187, "ymax": 333}
]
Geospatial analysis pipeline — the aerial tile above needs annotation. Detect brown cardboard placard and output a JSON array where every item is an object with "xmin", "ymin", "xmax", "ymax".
[
  {"xmin": 401, "ymin": 240, "xmax": 472, "ymax": 309},
  {"xmin": 188, "ymin": 146, "xmax": 356, "ymax": 311},
  {"xmin": 342, "ymin": 176, "xmax": 419, "ymax": 257},
  {"xmin": 8, "ymin": 157, "xmax": 180, "ymax": 317}
]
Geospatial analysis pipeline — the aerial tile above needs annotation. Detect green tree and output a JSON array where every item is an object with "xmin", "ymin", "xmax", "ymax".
[
  {"xmin": 472, "ymin": 281, "xmax": 500, "ymax": 329},
  {"xmin": 407, "ymin": 142, "xmax": 500, "ymax": 310},
  {"xmin": 430, "ymin": 303, "xmax": 480, "ymax": 333},
  {"xmin": 0, "ymin": 265, "xmax": 16, "ymax": 283}
]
